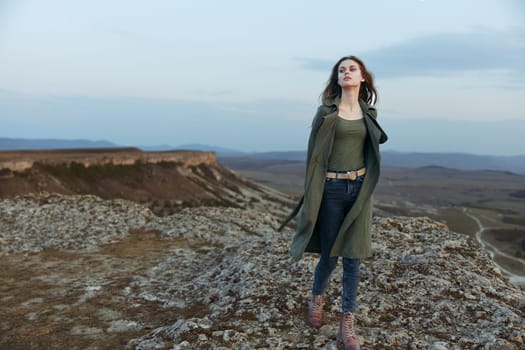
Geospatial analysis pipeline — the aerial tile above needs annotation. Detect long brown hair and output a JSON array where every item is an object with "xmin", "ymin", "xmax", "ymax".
[{"xmin": 322, "ymin": 55, "xmax": 378, "ymax": 105}]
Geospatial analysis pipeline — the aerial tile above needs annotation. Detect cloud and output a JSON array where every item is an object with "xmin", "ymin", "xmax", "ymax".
[{"xmin": 296, "ymin": 27, "xmax": 525, "ymax": 83}]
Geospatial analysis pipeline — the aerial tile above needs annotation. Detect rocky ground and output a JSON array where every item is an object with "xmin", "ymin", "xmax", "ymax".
[{"xmin": 0, "ymin": 192, "xmax": 523, "ymax": 349}]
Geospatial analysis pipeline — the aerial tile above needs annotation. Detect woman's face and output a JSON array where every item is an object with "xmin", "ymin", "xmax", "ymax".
[{"xmin": 337, "ymin": 59, "xmax": 364, "ymax": 88}]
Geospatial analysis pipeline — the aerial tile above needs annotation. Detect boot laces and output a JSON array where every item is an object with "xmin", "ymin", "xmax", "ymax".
[
  {"xmin": 311, "ymin": 295, "xmax": 324, "ymax": 315},
  {"xmin": 342, "ymin": 312, "xmax": 356, "ymax": 337}
]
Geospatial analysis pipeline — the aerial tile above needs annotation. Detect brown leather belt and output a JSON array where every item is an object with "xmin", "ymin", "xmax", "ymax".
[{"xmin": 326, "ymin": 167, "xmax": 366, "ymax": 180}]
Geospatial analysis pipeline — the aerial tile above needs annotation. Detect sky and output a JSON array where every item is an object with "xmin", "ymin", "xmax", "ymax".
[{"xmin": 1, "ymin": 0, "xmax": 524, "ymax": 155}]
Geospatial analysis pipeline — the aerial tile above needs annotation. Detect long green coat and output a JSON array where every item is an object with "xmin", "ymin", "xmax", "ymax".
[{"xmin": 279, "ymin": 97, "xmax": 388, "ymax": 261}]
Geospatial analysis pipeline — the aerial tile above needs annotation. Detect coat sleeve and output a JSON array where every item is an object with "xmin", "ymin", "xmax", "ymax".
[
  {"xmin": 366, "ymin": 105, "xmax": 388, "ymax": 144},
  {"xmin": 276, "ymin": 106, "xmax": 324, "ymax": 232},
  {"xmin": 304, "ymin": 106, "xmax": 325, "ymax": 187}
]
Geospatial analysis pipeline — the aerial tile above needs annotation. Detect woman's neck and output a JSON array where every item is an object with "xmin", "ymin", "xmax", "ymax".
[{"xmin": 339, "ymin": 88, "xmax": 360, "ymax": 112}]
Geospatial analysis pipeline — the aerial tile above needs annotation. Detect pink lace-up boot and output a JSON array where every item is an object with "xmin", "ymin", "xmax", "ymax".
[
  {"xmin": 307, "ymin": 294, "xmax": 325, "ymax": 328},
  {"xmin": 337, "ymin": 312, "xmax": 360, "ymax": 350}
]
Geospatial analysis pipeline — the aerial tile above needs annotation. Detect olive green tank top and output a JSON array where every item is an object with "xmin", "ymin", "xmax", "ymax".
[{"xmin": 327, "ymin": 117, "xmax": 366, "ymax": 171}]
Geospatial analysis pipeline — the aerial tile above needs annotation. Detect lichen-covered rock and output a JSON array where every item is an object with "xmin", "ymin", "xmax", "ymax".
[{"xmin": 0, "ymin": 193, "xmax": 523, "ymax": 349}]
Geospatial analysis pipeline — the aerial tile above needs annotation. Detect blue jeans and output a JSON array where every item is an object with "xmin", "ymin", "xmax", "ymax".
[{"xmin": 312, "ymin": 176, "xmax": 363, "ymax": 312}]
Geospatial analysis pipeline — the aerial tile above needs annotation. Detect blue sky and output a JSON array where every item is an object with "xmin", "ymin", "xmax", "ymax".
[{"xmin": 1, "ymin": 0, "xmax": 524, "ymax": 155}]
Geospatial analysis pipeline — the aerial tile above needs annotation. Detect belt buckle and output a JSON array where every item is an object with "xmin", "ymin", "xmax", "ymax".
[{"xmin": 347, "ymin": 170, "xmax": 357, "ymax": 181}]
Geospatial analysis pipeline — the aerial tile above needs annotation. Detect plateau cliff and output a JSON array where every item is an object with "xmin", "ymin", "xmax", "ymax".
[{"xmin": 0, "ymin": 149, "xmax": 285, "ymax": 214}]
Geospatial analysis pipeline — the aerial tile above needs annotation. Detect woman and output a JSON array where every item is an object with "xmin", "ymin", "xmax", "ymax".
[{"xmin": 279, "ymin": 55, "xmax": 388, "ymax": 350}]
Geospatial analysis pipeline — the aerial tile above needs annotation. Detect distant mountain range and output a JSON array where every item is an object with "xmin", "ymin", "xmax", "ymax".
[
  {"xmin": 0, "ymin": 137, "xmax": 118, "ymax": 150},
  {"xmin": 1, "ymin": 138, "xmax": 524, "ymax": 174},
  {"xmin": 382, "ymin": 151, "xmax": 525, "ymax": 174},
  {"xmin": 0, "ymin": 139, "xmax": 248, "ymax": 156},
  {"xmin": 235, "ymin": 150, "xmax": 525, "ymax": 174}
]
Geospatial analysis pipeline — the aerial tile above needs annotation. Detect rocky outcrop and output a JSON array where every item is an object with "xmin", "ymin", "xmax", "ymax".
[
  {"xmin": 0, "ymin": 148, "xmax": 217, "ymax": 172},
  {"xmin": 0, "ymin": 193, "xmax": 523, "ymax": 349},
  {"xmin": 0, "ymin": 150, "xmax": 295, "ymax": 215}
]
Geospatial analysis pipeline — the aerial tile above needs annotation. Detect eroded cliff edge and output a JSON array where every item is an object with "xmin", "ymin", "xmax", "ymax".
[{"xmin": 0, "ymin": 149, "xmax": 285, "ymax": 214}]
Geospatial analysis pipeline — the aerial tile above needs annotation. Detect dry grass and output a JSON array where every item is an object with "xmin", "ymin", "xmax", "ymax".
[
  {"xmin": 0, "ymin": 230, "xmax": 188, "ymax": 350},
  {"xmin": 438, "ymin": 208, "xmax": 479, "ymax": 237}
]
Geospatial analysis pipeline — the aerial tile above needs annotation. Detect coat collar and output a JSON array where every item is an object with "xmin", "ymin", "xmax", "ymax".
[
  {"xmin": 322, "ymin": 96, "xmax": 375, "ymax": 119},
  {"xmin": 323, "ymin": 96, "xmax": 377, "ymax": 119},
  {"xmin": 320, "ymin": 96, "xmax": 385, "ymax": 151}
]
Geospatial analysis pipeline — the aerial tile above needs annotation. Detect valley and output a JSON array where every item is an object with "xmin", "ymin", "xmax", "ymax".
[{"xmin": 219, "ymin": 157, "xmax": 525, "ymax": 286}]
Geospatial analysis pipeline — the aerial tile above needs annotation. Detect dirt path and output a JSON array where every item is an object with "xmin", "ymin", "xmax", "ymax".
[{"xmin": 463, "ymin": 209, "xmax": 525, "ymax": 287}]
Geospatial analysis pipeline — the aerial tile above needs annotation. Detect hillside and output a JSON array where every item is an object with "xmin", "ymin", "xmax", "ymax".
[
  {"xmin": 0, "ymin": 149, "xmax": 292, "ymax": 215},
  {"xmin": 0, "ymin": 194, "xmax": 523, "ymax": 349},
  {"xmin": 0, "ymin": 150, "xmax": 523, "ymax": 349}
]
